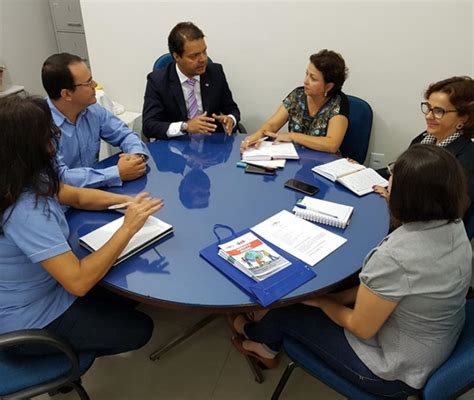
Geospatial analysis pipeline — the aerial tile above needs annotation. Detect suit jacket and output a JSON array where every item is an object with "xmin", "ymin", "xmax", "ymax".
[
  {"xmin": 142, "ymin": 62, "xmax": 241, "ymax": 140},
  {"xmin": 411, "ymin": 132, "xmax": 474, "ymax": 237}
]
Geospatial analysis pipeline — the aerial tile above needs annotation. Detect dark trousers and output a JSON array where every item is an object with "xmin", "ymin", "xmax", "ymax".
[
  {"xmin": 18, "ymin": 287, "xmax": 153, "ymax": 357},
  {"xmin": 244, "ymin": 304, "xmax": 417, "ymax": 398}
]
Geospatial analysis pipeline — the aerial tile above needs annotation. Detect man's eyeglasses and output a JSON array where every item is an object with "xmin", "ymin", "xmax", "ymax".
[
  {"xmin": 420, "ymin": 102, "xmax": 457, "ymax": 119},
  {"xmin": 74, "ymin": 77, "xmax": 95, "ymax": 87}
]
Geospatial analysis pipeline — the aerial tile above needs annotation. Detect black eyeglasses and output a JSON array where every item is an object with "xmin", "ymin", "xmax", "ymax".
[
  {"xmin": 74, "ymin": 76, "xmax": 95, "ymax": 87},
  {"xmin": 421, "ymin": 102, "xmax": 457, "ymax": 119}
]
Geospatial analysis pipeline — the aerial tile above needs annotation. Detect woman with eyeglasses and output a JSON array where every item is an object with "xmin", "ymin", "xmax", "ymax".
[
  {"xmin": 232, "ymin": 144, "xmax": 472, "ymax": 398},
  {"xmin": 374, "ymin": 76, "xmax": 473, "ymax": 234},
  {"xmin": 0, "ymin": 95, "xmax": 163, "ymax": 356}
]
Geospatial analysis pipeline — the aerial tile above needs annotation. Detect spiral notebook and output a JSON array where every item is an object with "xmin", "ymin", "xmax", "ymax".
[{"xmin": 292, "ymin": 196, "xmax": 354, "ymax": 229}]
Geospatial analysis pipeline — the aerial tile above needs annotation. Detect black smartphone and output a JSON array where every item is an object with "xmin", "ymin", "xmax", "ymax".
[
  {"xmin": 245, "ymin": 165, "xmax": 276, "ymax": 175},
  {"xmin": 284, "ymin": 179, "xmax": 319, "ymax": 195}
]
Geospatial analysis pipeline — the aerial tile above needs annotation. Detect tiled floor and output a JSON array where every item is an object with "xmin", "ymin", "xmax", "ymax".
[{"xmin": 37, "ymin": 305, "xmax": 473, "ymax": 400}]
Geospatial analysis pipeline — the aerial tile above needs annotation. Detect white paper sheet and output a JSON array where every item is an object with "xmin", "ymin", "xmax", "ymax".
[{"xmin": 251, "ymin": 210, "xmax": 346, "ymax": 266}]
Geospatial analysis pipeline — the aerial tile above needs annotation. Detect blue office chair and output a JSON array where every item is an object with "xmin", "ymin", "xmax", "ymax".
[
  {"xmin": 151, "ymin": 53, "xmax": 247, "ymax": 134},
  {"xmin": 152, "ymin": 53, "xmax": 214, "ymax": 72},
  {"xmin": 465, "ymin": 210, "xmax": 473, "ymax": 240},
  {"xmin": 271, "ymin": 299, "xmax": 474, "ymax": 400},
  {"xmin": 0, "ymin": 329, "xmax": 96, "ymax": 399},
  {"xmin": 339, "ymin": 95, "xmax": 373, "ymax": 164}
]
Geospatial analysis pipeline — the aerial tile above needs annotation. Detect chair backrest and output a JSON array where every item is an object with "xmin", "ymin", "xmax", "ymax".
[
  {"xmin": 339, "ymin": 95, "xmax": 373, "ymax": 164},
  {"xmin": 464, "ymin": 209, "xmax": 473, "ymax": 240},
  {"xmin": 152, "ymin": 53, "xmax": 213, "ymax": 71},
  {"xmin": 422, "ymin": 299, "xmax": 474, "ymax": 399}
]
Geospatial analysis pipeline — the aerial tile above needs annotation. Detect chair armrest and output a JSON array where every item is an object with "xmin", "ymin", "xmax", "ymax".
[
  {"xmin": 237, "ymin": 122, "xmax": 247, "ymax": 134},
  {"xmin": 0, "ymin": 329, "xmax": 82, "ymax": 399}
]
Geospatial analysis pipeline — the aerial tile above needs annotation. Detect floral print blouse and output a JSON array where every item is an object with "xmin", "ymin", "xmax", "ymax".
[{"xmin": 282, "ymin": 87, "xmax": 349, "ymax": 136}]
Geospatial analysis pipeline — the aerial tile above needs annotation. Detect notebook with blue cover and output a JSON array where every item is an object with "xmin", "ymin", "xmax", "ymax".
[{"xmin": 199, "ymin": 226, "xmax": 316, "ymax": 307}]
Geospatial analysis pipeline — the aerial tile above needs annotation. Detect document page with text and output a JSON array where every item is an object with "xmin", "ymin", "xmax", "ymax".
[{"xmin": 251, "ymin": 210, "xmax": 346, "ymax": 266}]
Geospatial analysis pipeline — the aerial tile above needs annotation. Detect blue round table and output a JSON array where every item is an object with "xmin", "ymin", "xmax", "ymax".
[{"xmin": 66, "ymin": 133, "xmax": 389, "ymax": 311}]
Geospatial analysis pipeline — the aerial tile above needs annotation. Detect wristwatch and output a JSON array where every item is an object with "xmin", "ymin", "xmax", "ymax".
[{"xmin": 181, "ymin": 121, "xmax": 188, "ymax": 134}]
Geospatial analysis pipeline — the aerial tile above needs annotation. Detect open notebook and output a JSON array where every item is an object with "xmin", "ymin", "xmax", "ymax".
[
  {"xmin": 242, "ymin": 141, "xmax": 299, "ymax": 161},
  {"xmin": 312, "ymin": 158, "xmax": 388, "ymax": 196},
  {"xmin": 292, "ymin": 196, "xmax": 354, "ymax": 229},
  {"xmin": 79, "ymin": 216, "xmax": 173, "ymax": 265}
]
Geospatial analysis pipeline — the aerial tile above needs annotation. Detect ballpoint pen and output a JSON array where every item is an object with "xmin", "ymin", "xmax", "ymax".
[{"xmin": 295, "ymin": 203, "xmax": 339, "ymax": 220}]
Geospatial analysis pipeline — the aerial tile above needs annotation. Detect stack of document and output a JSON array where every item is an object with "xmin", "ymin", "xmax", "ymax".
[
  {"xmin": 293, "ymin": 196, "xmax": 354, "ymax": 229},
  {"xmin": 218, "ymin": 232, "xmax": 291, "ymax": 281},
  {"xmin": 79, "ymin": 216, "xmax": 173, "ymax": 265},
  {"xmin": 242, "ymin": 141, "xmax": 299, "ymax": 161},
  {"xmin": 312, "ymin": 158, "xmax": 388, "ymax": 196},
  {"xmin": 251, "ymin": 210, "xmax": 346, "ymax": 267}
]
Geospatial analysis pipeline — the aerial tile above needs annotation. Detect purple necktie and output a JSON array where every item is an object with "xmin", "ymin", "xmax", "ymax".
[{"xmin": 184, "ymin": 78, "xmax": 199, "ymax": 119}]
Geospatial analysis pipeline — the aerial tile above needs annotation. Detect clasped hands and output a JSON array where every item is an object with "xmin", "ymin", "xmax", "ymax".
[
  {"xmin": 186, "ymin": 112, "xmax": 235, "ymax": 135},
  {"xmin": 117, "ymin": 153, "xmax": 147, "ymax": 181}
]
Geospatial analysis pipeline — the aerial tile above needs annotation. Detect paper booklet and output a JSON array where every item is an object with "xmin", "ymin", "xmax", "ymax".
[
  {"xmin": 292, "ymin": 196, "xmax": 354, "ymax": 229},
  {"xmin": 242, "ymin": 141, "xmax": 299, "ymax": 161},
  {"xmin": 218, "ymin": 232, "xmax": 291, "ymax": 281},
  {"xmin": 251, "ymin": 210, "xmax": 346, "ymax": 267},
  {"xmin": 79, "ymin": 216, "xmax": 173, "ymax": 265},
  {"xmin": 312, "ymin": 158, "xmax": 388, "ymax": 196}
]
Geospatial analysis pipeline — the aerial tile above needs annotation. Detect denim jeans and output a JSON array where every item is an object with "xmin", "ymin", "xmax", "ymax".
[
  {"xmin": 244, "ymin": 304, "xmax": 417, "ymax": 398},
  {"xmin": 14, "ymin": 287, "xmax": 153, "ymax": 357}
]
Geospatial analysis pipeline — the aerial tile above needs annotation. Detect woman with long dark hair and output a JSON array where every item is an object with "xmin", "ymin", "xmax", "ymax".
[{"xmin": 0, "ymin": 95, "xmax": 161, "ymax": 356}]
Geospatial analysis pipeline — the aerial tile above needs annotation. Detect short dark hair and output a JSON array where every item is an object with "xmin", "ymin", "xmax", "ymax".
[
  {"xmin": 42, "ymin": 53, "xmax": 84, "ymax": 100},
  {"xmin": 0, "ymin": 95, "xmax": 60, "ymax": 225},
  {"xmin": 425, "ymin": 76, "xmax": 474, "ymax": 138},
  {"xmin": 310, "ymin": 49, "xmax": 348, "ymax": 96},
  {"xmin": 168, "ymin": 22, "xmax": 205, "ymax": 57},
  {"xmin": 389, "ymin": 144, "xmax": 469, "ymax": 223}
]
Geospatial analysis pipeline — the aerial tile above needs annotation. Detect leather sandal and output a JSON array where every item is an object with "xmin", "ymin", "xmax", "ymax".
[{"xmin": 231, "ymin": 336, "xmax": 278, "ymax": 369}]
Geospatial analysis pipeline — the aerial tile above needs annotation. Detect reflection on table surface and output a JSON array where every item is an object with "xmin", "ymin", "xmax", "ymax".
[{"xmin": 66, "ymin": 133, "xmax": 389, "ymax": 310}]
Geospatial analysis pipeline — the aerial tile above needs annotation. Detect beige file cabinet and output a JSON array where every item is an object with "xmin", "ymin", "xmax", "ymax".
[{"xmin": 49, "ymin": 0, "xmax": 89, "ymax": 64}]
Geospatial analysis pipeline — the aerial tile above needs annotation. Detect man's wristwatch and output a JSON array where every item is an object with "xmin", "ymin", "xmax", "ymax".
[{"xmin": 181, "ymin": 121, "xmax": 188, "ymax": 134}]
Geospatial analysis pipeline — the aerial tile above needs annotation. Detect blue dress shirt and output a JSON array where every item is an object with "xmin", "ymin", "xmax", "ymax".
[
  {"xmin": 0, "ymin": 192, "xmax": 76, "ymax": 334},
  {"xmin": 48, "ymin": 98, "xmax": 150, "ymax": 188}
]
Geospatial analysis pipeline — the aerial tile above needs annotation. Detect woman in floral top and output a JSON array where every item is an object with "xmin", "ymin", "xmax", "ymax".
[{"xmin": 242, "ymin": 49, "xmax": 349, "ymax": 153}]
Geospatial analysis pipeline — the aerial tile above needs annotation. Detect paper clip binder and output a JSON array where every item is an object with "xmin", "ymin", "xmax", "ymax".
[{"xmin": 199, "ymin": 224, "xmax": 316, "ymax": 307}]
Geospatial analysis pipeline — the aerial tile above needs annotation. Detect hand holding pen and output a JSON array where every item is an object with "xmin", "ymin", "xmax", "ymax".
[
  {"xmin": 108, "ymin": 192, "xmax": 154, "ymax": 213},
  {"xmin": 240, "ymin": 135, "xmax": 268, "ymax": 152}
]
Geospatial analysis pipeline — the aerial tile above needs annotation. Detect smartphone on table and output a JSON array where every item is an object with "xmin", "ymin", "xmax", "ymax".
[
  {"xmin": 245, "ymin": 165, "xmax": 276, "ymax": 175},
  {"xmin": 284, "ymin": 179, "xmax": 319, "ymax": 195}
]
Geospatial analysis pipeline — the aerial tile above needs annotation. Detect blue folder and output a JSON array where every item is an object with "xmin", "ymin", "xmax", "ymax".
[{"xmin": 199, "ymin": 226, "xmax": 316, "ymax": 307}]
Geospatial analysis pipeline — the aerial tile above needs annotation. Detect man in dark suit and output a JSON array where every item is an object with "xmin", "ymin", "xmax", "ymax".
[{"xmin": 142, "ymin": 22, "xmax": 241, "ymax": 140}]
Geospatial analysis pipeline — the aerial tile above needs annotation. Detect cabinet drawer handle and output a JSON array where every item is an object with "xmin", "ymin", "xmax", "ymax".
[{"xmin": 67, "ymin": 23, "xmax": 82, "ymax": 27}]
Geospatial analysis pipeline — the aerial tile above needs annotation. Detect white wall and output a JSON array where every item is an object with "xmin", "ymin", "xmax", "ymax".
[
  {"xmin": 0, "ymin": 0, "xmax": 58, "ymax": 95},
  {"xmin": 81, "ymin": 0, "xmax": 473, "ymax": 163}
]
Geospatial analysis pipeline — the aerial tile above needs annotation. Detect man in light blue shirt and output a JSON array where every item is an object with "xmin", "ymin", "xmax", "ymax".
[{"xmin": 42, "ymin": 53, "xmax": 150, "ymax": 188}]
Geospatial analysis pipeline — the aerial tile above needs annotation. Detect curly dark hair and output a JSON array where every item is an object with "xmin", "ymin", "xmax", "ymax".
[
  {"xmin": 0, "ymin": 95, "xmax": 60, "ymax": 227},
  {"xmin": 310, "ymin": 49, "xmax": 348, "ymax": 96},
  {"xmin": 425, "ymin": 76, "xmax": 474, "ymax": 138},
  {"xmin": 389, "ymin": 144, "xmax": 469, "ymax": 223}
]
